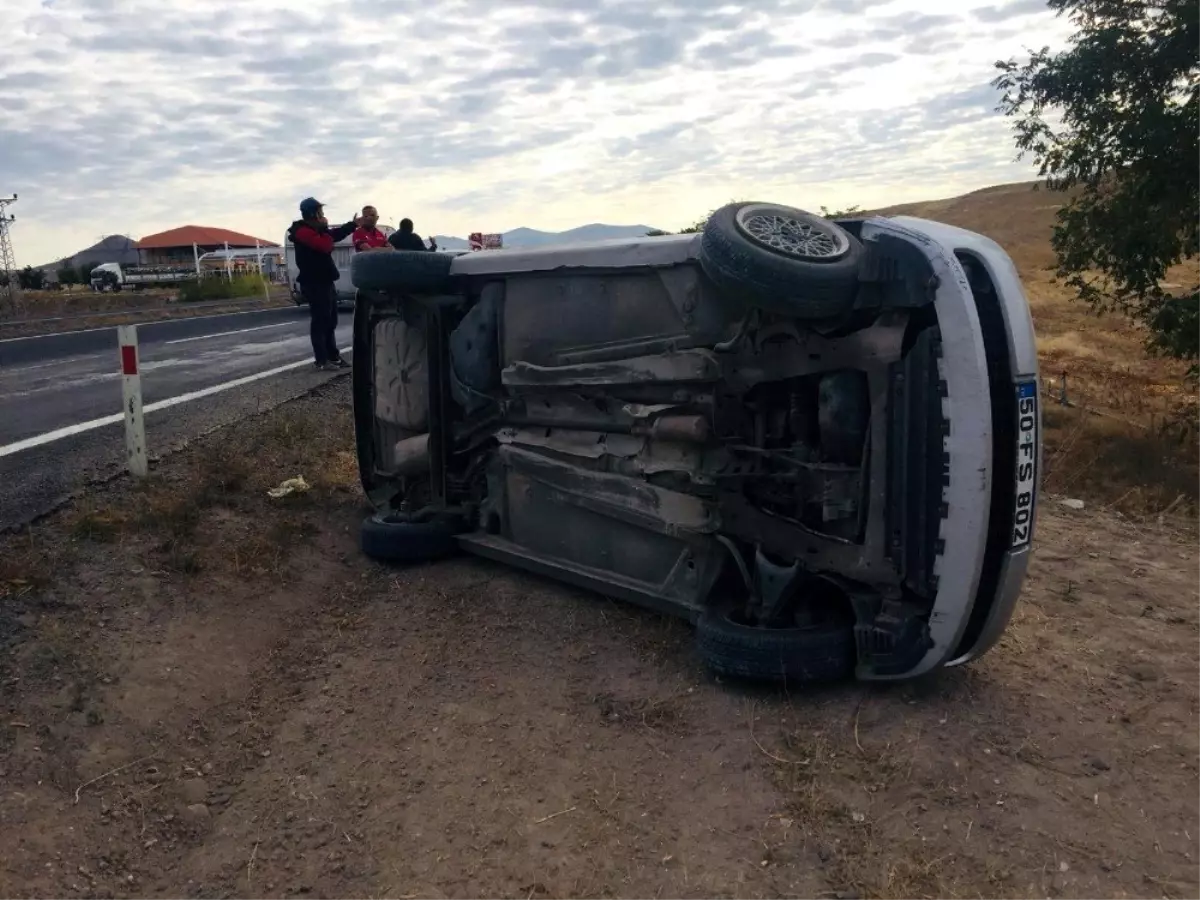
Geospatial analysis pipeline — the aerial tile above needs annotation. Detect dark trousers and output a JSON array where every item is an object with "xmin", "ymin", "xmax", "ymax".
[{"xmin": 301, "ymin": 282, "xmax": 340, "ymax": 364}]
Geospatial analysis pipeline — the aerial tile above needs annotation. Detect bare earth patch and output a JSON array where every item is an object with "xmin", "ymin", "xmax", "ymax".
[{"xmin": 0, "ymin": 380, "xmax": 1196, "ymax": 899}]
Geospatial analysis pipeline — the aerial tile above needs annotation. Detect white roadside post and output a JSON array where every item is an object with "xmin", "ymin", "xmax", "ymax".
[
  {"xmin": 256, "ymin": 238, "xmax": 269, "ymax": 302},
  {"xmin": 117, "ymin": 325, "xmax": 148, "ymax": 477}
]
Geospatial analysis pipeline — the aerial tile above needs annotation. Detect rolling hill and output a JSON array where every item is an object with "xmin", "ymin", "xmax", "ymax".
[
  {"xmin": 37, "ymin": 235, "xmax": 139, "ymax": 278},
  {"xmin": 432, "ymin": 223, "xmax": 657, "ymax": 251},
  {"xmin": 872, "ymin": 180, "xmax": 1064, "ymax": 271}
]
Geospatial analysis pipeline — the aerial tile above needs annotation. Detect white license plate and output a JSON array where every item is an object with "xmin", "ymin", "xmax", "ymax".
[{"xmin": 1011, "ymin": 380, "xmax": 1038, "ymax": 549}]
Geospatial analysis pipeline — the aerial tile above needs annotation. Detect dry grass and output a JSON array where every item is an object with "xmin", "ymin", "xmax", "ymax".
[
  {"xmin": 757, "ymin": 703, "xmax": 961, "ymax": 899},
  {"xmin": 878, "ymin": 181, "xmax": 1199, "ymax": 517},
  {"xmin": 56, "ymin": 382, "xmax": 359, "ymax": 581},
  {"xmin": 752, "ymin": 495, "xmax": 1199, "ymax": 899},
  {"xmin": 0, "ymin": 531, "xmax": 56, "ymax": 601}
]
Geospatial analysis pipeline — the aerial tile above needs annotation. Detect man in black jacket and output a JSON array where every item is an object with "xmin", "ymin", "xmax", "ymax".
[
  {"xmin": 288, "ymin": 197, "xmax": 361, "ymax": 370},
  {"xmin": 387, "ymin": 218, "xmax": 438, "ymax": 252}
]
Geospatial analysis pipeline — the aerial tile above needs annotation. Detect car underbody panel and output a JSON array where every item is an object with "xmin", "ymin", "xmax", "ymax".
[{"xmin": 352, "ymin": 205, "xmax": 1038, "ymax": 683}]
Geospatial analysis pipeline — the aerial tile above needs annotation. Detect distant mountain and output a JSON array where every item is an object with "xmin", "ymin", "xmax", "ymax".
[
  {"xmin": 432, "ymin": 223, "xmax": 658, "ymax": 251},
  {"xmin": 38, "ymin": 235, "xmax": 139, "ymax": 277}
]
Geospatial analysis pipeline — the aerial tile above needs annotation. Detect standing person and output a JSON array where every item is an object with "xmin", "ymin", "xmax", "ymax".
[
  {"xmin": 387, "ymin": 218, "xmax": 438, "ymax": 252},
  {"xmin": 288, "ymin": 197, "xmax": 360, "ymax": 370},
  {"xmin": 352, "ymin": 205, "xmax": 390, "ymax": 253}
]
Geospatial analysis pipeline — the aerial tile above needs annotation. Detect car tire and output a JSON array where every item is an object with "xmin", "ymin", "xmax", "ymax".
[
  {"xmin": 699, "ymin": 202, "xmax": 863, "ymax": 319},
  {"xmin": 359, "ymin": 513, "xmax": 465, "ymax": 564},
  {"xmin": 351, "ymin": 251, "xmax": 453, "ymax": 294},
  {"xmin": 694, "ymin": 602, "xmax": 856, "ymax": 683}
]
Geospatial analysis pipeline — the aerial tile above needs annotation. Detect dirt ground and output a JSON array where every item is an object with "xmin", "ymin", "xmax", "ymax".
[{"xmin": 1, "ymin": 380, "xmax": 1196, "ymax": 899}]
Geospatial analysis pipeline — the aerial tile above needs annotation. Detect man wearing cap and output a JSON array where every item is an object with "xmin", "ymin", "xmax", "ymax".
[{"xmin": 288, "ymin": 197, "xmax": 361, "ymax": 371}]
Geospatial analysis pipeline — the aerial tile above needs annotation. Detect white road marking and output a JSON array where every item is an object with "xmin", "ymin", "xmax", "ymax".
[
  {"xmin": 0, "ymin": 322, "xmax": 120, "ymax": 344},
  {"xmin": 165, "ymin": 321, "xmax": 295, "ymax": 345},
  {"xmin": 2, "ymin": 356, "xmax": 205, "ymax": 397},
  {"xmin": 0, "ymin": 358, "xmax": 68, "ymax": 374},
  {"xmin": 0, "ymin": 306, "xmax": 300, "ymax": 344},
  {"xmin": 2, "ymin": 332, "xmax": 306, "ymax": 380},
  {"xmin": 0, "ymin": 345, "xmax": 351, "ymax": 458}
]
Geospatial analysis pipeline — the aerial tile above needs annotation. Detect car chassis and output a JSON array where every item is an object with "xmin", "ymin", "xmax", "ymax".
[{"xmin": 349, "ymin": 203, "xmax": 1042, "ymax": 683}]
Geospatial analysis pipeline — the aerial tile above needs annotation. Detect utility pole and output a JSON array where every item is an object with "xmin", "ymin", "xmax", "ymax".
[{"xmin": 0, "ymin": 194, "xmax": 19, "ymax": 311}]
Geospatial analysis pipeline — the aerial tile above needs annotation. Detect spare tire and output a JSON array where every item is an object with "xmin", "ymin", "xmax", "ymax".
[
  {"xmin": 360, "ymin": 513, "xmax": 465, "ymax": 564},
  {"xmin": 695, "ymin": 602, "xmax": 855, "ymax": 683},
  {"xmin": 699, "ymin": 202, "xmax": 863, "ymax": 319},
  {"xmin": 352, "ymin": 251, "xmax": 453, "ymax": 294}
]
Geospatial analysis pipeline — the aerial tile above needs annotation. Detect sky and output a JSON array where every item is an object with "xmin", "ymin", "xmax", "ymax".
[{"xmin": 0, "ymin": 0, "xmax": 1073, "ymax": 267}]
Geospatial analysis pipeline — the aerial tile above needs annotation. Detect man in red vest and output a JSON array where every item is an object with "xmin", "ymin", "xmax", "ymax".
[{"xmin": 352, "ymin": 205, "xmax": 389, "ymax": 253}]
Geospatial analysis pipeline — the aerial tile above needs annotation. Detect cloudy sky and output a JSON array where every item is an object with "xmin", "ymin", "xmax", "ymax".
[{"xmin": 1, "ymin": 0, "xmax": 1071, "ymax": 266}]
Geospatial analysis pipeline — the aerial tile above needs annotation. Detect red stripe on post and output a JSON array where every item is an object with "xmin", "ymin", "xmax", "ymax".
[{"xmin": 120, "ymin": 345, "xmax": 138, "ymax": 376}]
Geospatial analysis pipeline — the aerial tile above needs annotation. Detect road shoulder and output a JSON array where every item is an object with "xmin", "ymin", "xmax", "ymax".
[{"xmin": 0, "ymin": 380, "xmax": 1195, "ymax": 898}]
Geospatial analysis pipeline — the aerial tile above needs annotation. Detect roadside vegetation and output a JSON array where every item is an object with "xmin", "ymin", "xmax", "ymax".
[
  {"xmin": 178, "ymin": 273, "xmax": 272, "ymax": 303},
  {"xmin": 994, "ymin": 0, "xmax": 1197, "ymax": 370},
  {"xmin": 59, "ymin": 391, "xmax": 359, "ymax": 577}
]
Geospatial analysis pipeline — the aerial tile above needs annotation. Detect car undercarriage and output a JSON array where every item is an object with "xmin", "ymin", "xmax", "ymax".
[{"xmin": 350, "ymin": 203, "xmax": 1040, "ymax": 683}]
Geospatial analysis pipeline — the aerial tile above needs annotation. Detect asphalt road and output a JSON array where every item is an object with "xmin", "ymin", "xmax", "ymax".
[{"xmin": 0, "ymin": 305, "xmax": 354, "ymax": 531}]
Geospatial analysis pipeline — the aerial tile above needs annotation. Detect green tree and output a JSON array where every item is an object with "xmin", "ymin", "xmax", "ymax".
[
  {"xmin": 16, "ymin": 266, "xmax": 45, "ymax": 290},
  {"xmin": 994, "ymin": 0, "xmax": 1198, "ymax": 366},
  {"xmin": 676, "ymin": 201, "xmax": 746, "ymax": 234},
  {"xmin": 56, "ymin": 264, "xmax": 78, "ymax": 286}
]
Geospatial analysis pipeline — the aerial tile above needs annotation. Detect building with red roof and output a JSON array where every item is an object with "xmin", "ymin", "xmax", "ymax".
[{"xmin": 135, "ymin": 225, "xmax": 278, "ymax": 266}]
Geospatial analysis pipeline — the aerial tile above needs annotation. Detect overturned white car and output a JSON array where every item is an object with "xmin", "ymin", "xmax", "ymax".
[{"xmin": 349, "ymin": 202, "xmax": 1041, "ymax": 683}]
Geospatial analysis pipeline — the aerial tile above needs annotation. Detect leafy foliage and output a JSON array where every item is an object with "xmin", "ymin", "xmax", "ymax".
[
  {"xmin": 994, "ymin": 0, "xmax": 1198, "ymax": 366},
  {"xmin": 16, "ymin": 266, "xmax": 45, "ymax": 290},
  {"xmin": 178, "ymin": 274, "xmax": 265, "ymax": 303},
  {"xmin": 56, "ymin": 264, "xmax": 79, "ymax": 286},
  {"xmin": 820, "ymin": 205, "xmax": 863, "ymax": 218},
  {"xmin": 677, "ymin": 213, "xmax": 713, "ymax": 235}
]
